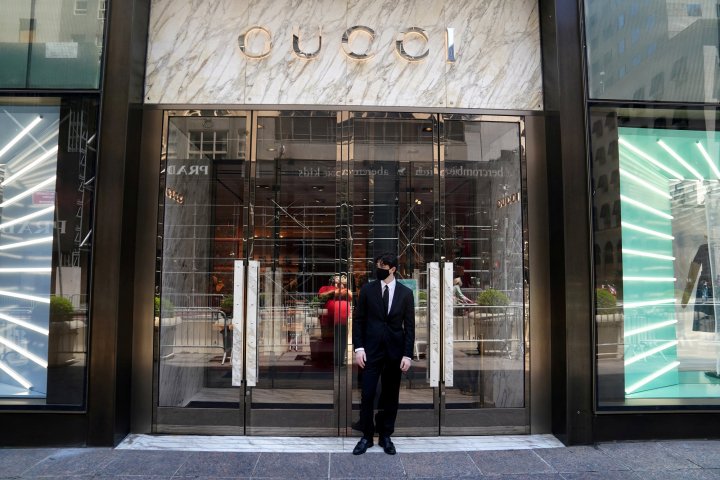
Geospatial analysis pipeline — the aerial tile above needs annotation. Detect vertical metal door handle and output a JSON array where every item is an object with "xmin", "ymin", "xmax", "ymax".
[
  {"xmin": 443, "ymin": 262, "xmax": 454, "ymax": 387},
  {"xmin": 231, "ymin": 260, "xmax": 245, "ymax": 387},
  {"xmin": 428, "ymin": 262, "xmax": 440, "ymax": 387},
  {"xmin": 246, "ymin": 260, "xmax": 260, "ymax": 386}
]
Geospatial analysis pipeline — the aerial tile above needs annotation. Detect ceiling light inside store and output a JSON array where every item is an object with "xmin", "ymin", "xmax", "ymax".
[
  {"xmin": 0, "ymin": 361, "xmax": 32, "ymax": 390},
  {"xmin": 267, "ymin": 147, "xmax": 276, "ymax": 152},
  {"xmin": 2, "ymin": 146, "xmax": 59, "ymax": 186},
  {"xmin": 618, "ymin": 137, "xmax": 684, "ymax": 180},
  {"xmin": 0, "ymin": 116, "xmax": 42, "ymax": 159},
  {"xmin": 696, "ymin": 141, "xmax": 720, "ymax": 179},
  {"xmin": 656, "ymin": 139, "xmax": 703, "ymax": 180}
]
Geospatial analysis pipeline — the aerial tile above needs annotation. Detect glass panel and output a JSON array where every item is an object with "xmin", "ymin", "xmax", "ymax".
[
  {"xmin": 584, "ymin": 1, "xmax": 720, "ymax": 102},
  {"xmin": 592, "ymin": 106, "xmax": 720, "ymax": 408},
  {"xmin": 158, "ymin": 116, "xmax": 247, "ymax": 410},
  {"xmin": 0, "ymin": 0, "xmax": 106, "ymax": 89},
  {"xmin": 349, "ymin": 115, "xmax": 438, "ymax": 434},
  {"xmin": 443, "ymin": 121, "xmax": 525, "ymax": 411},
  {"xmin": 247, "ymin": 112, "xmax": 339, "ymax": 433},
  {"xmin": 0, "ymin": 97, "xmax": 98, "ymax": 407}
]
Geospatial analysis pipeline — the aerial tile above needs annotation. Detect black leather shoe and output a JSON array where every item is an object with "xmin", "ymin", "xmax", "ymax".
[
  {"xmin": 352, "ymin": 437, "xmax": 373, "ymax": 455},
  {"xmin": 378, "ymin": 436, "xmax": 396, "ymax": 455}
]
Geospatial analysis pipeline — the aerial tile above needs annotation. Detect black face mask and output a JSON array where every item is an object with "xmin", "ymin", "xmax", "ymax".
[{"xmin": 376, "ymin": 267, "xmax": 391, "ymax": 281}]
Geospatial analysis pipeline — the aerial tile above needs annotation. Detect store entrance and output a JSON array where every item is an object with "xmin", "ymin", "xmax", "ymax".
[{"xmin": 154, "ymin": 111, "xmax": 528, "ymax": 435}]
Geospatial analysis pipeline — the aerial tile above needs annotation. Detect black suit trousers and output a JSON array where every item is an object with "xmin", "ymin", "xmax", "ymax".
[{"xmin": 359, "ymin": 352, "xmax": 402, "ymax": 438}]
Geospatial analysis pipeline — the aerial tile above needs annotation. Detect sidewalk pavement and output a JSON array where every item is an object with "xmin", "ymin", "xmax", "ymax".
[{"xmin": 1, "ymin": 436, "xmax": 720, "ymax": 479}]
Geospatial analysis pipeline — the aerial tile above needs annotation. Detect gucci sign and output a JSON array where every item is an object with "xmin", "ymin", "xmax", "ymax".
[{"xmin": 238, "ymin": 25, "xmax": 457, "ymax": 62}]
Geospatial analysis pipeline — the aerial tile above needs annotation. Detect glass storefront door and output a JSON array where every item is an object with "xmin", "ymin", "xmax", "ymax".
[{"xmin": 154, "ymin": 111, "xmax": 527, "ymax": 436}]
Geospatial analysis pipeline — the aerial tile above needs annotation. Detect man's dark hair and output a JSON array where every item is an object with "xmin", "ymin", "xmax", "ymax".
[{"xmin": 374, "ymin": 252, "xmax": 398, "ymax": 269}]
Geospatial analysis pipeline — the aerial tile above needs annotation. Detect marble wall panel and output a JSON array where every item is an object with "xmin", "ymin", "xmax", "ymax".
[
  {"xmin": 344, "ymin": 0, "xmax": 447, "ymax": 107},
  {"xmin": 245, "ymin": 0, "xmax": 347, "ymax": 105},
  {"xmin": 444, "ymin": 0, "xmax": 543, "ymax": 110},
  {"xmin": 145, "ymin": 0, "xmax": 249, "ymax": 104},
  {"xmin": 145, "ymin": 0, "xmax": 543, "ymax": 110}
]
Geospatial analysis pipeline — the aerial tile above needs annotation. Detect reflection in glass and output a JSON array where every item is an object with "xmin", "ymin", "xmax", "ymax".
[
  {"xmin": 585, "ymin": 1, "xmax": 720, "ymax": 103},
  {"xmin": 158, "ymin": 116, "xmax": 247, "ymax": 410},
  {"xmin": 0, "ymin": 0, "xmax": 106, "ymax": 88},
  {"xmin": 443, "ymin": 121, "xmax": 525, "ymax": 410},
  {"xmin": 592, "ymin": 106, "xmax": 720, "ymax": 407},
  {"xmin": 0, "ymin": 99, "xmax": 96, "ymax": 406}
]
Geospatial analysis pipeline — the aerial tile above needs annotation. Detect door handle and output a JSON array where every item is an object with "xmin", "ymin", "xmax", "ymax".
[
  {"xmin": 245, "ymin": 260, "xmax": 260, "ymax": 386},
  {"xmin": 443, "ymin": 262, "xmax": 454, "ymax": 387},
  {"xmin": 428, "ymin": 262, "xmax": 440, "ymax": 387},
  {"xmin": 231, "ymin": 260, "xmax": 245, "ymax": 387}
]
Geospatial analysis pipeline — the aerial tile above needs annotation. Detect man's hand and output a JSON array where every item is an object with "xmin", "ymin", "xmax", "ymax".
[
  {"xmin": 400, "ymin": 356, "xmax": 412, "ymax": 372},
  {"xmin": 355, "ymin": 349, "xmax": 366, "ymax": 368}
]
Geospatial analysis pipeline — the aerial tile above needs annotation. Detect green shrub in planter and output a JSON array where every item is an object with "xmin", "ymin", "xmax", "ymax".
[
  {"xmin": 50, "ymin": 296, "xmax": 74, "ymax": 317},
  {"xmin": 595, "ymin": 288, "xmax": 617, "ymax": 310},
  {"xmin": 154, "ymin": 296, "xmax": 175, "ymax": 318},
  {"xmin": 476, "ymin": 288, "xmax": 510, "ymax": 306},
  {"xmin": 418, "ymin": 290, "xmax": 427, "ymax": 305},
  {"xmin": 220, "ymin": 295, "xmax": 233, "ymax": 314}
]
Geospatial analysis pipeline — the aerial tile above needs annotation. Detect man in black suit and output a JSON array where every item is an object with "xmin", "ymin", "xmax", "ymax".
[{"xmin": 352, "ymin": 252, "xmax": 415, "ymax": 455}]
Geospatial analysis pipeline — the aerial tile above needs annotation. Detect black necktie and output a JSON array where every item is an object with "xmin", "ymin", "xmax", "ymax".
[{"xmin": 383, "ymin": 285, "xmax": 389, "ymax": 315}]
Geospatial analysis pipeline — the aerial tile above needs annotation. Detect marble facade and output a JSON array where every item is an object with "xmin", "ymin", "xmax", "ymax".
[{"xmin": 145, "ymin": 0, "xmax": 542, "ymax": 110}]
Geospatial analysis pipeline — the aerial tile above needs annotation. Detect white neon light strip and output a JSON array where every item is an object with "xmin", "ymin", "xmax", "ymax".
[
  {"xmin": 0, "ymin": 116, "xmax": 42, "ymax": 159},
  {"xmin": 0, "ymin": 176, "xmax": 56, "ymax": 208},
  {"xmin": 0, "ymin": 336, "xmax": 47, "ymax": 368},
  {"xmin": 621, "ymin": 221, "xmax": 675, "ymax": 240},
  {"xmin": 619, "ymin": 137, "xmax": 684, "ymax": 180},
  {"xmin": 619, "ymin": 168, "xmax": 671, "ymax": 199},
  {"xmin": 0, "ymin": 206, "xmax": 55, "ymax": 230},
  {"xmin": 696, "ymin": 141, "xmax": 720, "ymax": 180},
  {"xmin": 620, "ymin": 195, "xmax": 673, "ymax": 220},
  {"xmin": 625, "ymin": 341, "xmax": 678, "ymax": 366},
  {"xmin": 0, "ymin": 236, "xmax": 53, "ymax": 251},
  {"xmin": 622, "ymin": 248, "xmax": 675, "ymax": 261},
  {"xmin": 623, "ymin": 298, "xmax": 676, "ymax": 308},
  {"xmin": 0, "ymin": 360, "xmax": 32, "ymax": 389},
  {"xmin": 625, "ymin": 361, "xmax": 680, "ymax": 394},
  {"xmin": 623, "ymin": 276, "xmax": 677, "ymax": 282},
  {"xmin": 0, "ymin": 312, "xmax": 49, "ymax": 335},
  {"xmin": 0, "ymin": 268, "xmax": 51, "ymax": 273},
  {"xmin": 624, "ymin": 319, "xmax": 678, "ymax": 337},
  {"xmin": 656, "ymin": 140, "xmax": 704, "ymax": 180},
  {"xmin": 2, "ymin": 146, "xmax": 58, "ymax": 187},
  {"xmin": 0, "ymin": 290, "xmax": 50, "ymax": 304}
]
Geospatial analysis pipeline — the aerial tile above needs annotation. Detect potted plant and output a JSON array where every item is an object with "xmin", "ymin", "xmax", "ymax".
[
  {"xmin": 476, "ymin": 288, "xmax": 510, "ymax": 312},
  {"xmin": 220, "ymin": 294, "xmax": 233, "ymax": 316}
]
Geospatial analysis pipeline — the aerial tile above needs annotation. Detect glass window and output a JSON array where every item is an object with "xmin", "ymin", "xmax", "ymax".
[
  {"xmin": 0, "ymin": 0, "xmax": 107, "ymax": 89},
  {"xmin": 0, "ymin": 97, "xmax": 97, "ymax": 408},
  {"xmin": 592, "ymin": 105, "xmax": 720, "ymax": 409},
  {"xmin": 585, "ymin": 1, "xmax": 720, "ymax": 102}
]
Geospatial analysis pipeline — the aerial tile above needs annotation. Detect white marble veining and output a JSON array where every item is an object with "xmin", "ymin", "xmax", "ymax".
[
  {"xmin": 145, "ymin": 0, "xmax": 542, "ymax": 109},
  {"xmin": 443, "ymin": 262, "xmax": 455, "ymax": 387},
  {"xmin": 118, "ymin": 433, "xmax": 564, "ymax": 453},
  {"xmin": 245, "ymin": 260, "xmax": 259, "ymax": 386},
  {"xmin": 428, "ymin": 262, "xmax": 440, "ymax": 386},
  {"xmin": 444, "ymin": 0, "xmax": 543, "ymax": 109},
  {"xmin": 231, "ymin": 260, "xmax": 245, "ymax": 387}
]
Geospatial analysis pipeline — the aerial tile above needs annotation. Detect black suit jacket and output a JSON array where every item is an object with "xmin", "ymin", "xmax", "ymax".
[{"xmin": 352, "ymin": 279, "xmax": 415, "ymax": 360}]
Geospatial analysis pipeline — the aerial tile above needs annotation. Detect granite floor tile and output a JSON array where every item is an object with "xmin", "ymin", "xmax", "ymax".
[
  {"xmin": 597, "ymin": 442, "xmax": 699, "ymax": 471},
  {"xmin": 658, "ymin": 441, "xmax": 720, "ymax": 469},
  {"xmin": 252, "ymin": 452, "xmax": 328, "ymax": 479},
  {"xmin": 559, "ymin": 472, "xmax": 641, "ymax": 480},
  {"xmin": 484, "ymin": 475, "xmax": 564, "ymax": 480},
  {"xmin": 628, "ymin": 469, "xmax": 720, "ymax": 480},
  {"xmin": 97, "ymin": 451, "xmax": 189, "ymax": 476},
  {"xmin": 172, "ymin": 451, "xmax": 259, "ymax": 478},
  {"xmin": 21, "ymin": 448, "xmax": 114, "ymax": 477},
  {"xmin": 0, "ymin": 448, "xmax": 57, "ymax": 477},
  {"xmin": 534, "ymin": 446, "xmax": 629, "ymax": 473},
  {"xmin": 400, "ymin": 452, "xmax": 480, "ymax": 478},
  {"xmin": 469, "ymin": 450, "xmax": 556, "ymax": 476},
  {"xmin": 329, "ymin": 452, "xmax": 406, "ymax": 478}
]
